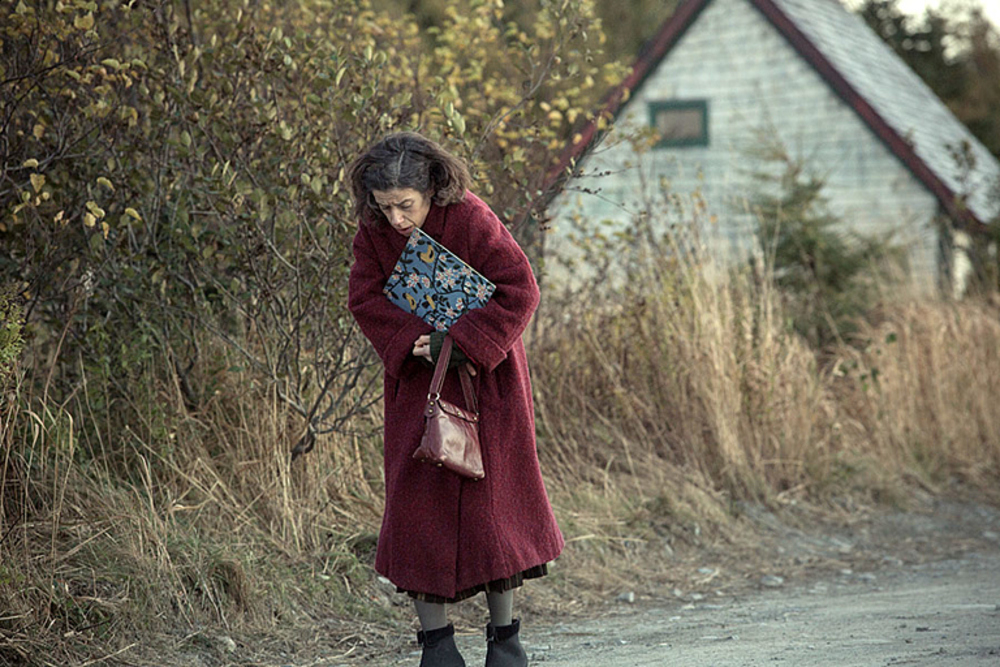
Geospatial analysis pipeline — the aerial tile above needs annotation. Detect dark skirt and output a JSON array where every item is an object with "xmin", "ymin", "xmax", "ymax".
[{"xmin": 399, "ymin": 564, "xmax": 549, "ymax": 604}]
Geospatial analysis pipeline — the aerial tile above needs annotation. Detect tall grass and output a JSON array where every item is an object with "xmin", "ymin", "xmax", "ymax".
[
  {"xmin": 0, "ymin": 343, "xmax": 390, "ymax": 665},
  {"xmin": 529, "ymin": 222, "xmax": 1000, "ymax": 594},
  {"xmin": 833, "ymin": 299, "xmax": 1000, "ymax": 491}
]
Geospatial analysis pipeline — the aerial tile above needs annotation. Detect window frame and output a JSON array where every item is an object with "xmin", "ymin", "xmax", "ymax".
[{"xmin": 648, "ymin": 99, "xmax": 709, "ymax": 148}]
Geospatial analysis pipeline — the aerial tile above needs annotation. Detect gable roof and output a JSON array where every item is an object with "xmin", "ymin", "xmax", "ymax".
[{"xmin": 548, "ymin": 0, "xmax": 1000, "ymax": 226}]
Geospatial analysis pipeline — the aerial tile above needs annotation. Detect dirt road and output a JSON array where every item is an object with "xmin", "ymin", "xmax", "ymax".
[
  {"xmin": 364, "ymin": 500, "xmax": 1000, "ymax": 667},
  {"xmin": 512, "ymin": 551, "xmax": 1000, "ymax": 666}
]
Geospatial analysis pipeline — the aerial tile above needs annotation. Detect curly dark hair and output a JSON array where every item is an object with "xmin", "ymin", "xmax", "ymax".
[{"xmin": 347, "ymin": 132, "xmax": 473, "ymax": 226}]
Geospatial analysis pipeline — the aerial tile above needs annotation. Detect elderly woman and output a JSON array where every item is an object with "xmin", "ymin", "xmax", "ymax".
[{"xmin": 346, "ymin": 132, "xmax": 564, "ymax": 667}]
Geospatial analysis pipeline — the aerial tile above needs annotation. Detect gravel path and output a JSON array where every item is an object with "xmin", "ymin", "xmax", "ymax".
[
  {"xmin": 509, "ymin": 551, "xmax": 1000, "ymax": 666},
  {"xmin": 366, "ymin": 500, "xmax": 1000, "ymax": 667}
]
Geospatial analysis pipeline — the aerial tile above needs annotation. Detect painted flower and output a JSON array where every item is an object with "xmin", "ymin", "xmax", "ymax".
[{"xmin": 406, "ymin": 273, "xmax": 421, "ymax": 288}]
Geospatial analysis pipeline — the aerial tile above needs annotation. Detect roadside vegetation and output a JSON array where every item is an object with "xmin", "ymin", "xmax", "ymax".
[{"xmin": 2, "ymin": 1, "xmax": 999, "ymax": 666}]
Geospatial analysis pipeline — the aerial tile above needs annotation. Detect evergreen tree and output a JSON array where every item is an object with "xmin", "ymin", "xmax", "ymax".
[{"xmin": 753, "ymin": 153, "xmax": 904, "ymax": 349}]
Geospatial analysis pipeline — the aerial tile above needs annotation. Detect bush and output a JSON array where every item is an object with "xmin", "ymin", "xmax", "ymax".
[{"xmin": 750, "ymin": 149, "xmax": 906, "ymax": 349}]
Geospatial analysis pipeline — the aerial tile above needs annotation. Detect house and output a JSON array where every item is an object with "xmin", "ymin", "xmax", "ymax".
[{"xmin": 541, "ymin": 0, "xmax": 1000, "ymax": 294}]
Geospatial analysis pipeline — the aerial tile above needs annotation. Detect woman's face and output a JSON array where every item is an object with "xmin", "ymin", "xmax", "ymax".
[{"xmin": 372, "ymin": 188, "xmax": 432, "ymax": 236}]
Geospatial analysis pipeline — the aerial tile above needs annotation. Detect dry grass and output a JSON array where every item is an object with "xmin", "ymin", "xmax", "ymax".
[
  {"xmin": 2, "ymin": 243, "xmax": 999, "ymax": 664},
  {"xmin": 0, "ymin": 346, "xmax": 391, "ymax": 666},
  {"xmin": 832, "ymin": 298, "xmax": 1000, "ymax": 492},
  {"xmin": 528, "ymin": 241, "xmax": 1000, "ymax": 598}
]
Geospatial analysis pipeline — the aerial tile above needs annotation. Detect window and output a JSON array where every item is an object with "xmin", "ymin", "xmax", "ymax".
[{"xmin": 648, "ymin": 100, "xmax": 708, "ymax": 148}]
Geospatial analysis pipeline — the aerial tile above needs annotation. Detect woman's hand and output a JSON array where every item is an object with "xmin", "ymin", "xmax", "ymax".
[
  {"xmin": 412, "ymin": 334, "xmax": 478, "ymax": 376},
  {"xmin": 412, "ymin": 335, "xmax": 432, "ymax": 362}
]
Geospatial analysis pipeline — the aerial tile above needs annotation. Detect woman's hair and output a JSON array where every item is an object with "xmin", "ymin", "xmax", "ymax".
[{"xmin": 347, "ymin": 132, "xmax": 472, "ymax": 225}]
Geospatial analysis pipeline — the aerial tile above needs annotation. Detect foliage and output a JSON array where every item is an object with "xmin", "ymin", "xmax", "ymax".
[
  {"xmin": 0, "ymin": 286, "xmax": 23, "ymax": 386},
  {"xmin": 0, "ymin": 0, "xmax": 616, "ymax": 462},
  {"xmin": 750, "ymin": 145, "xmax": 905, "ymax": 349}
]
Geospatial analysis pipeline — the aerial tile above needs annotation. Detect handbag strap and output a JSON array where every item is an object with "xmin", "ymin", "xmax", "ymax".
[{"xmin": 428, "ymin": 335, "xmax": 478, "ymax": 414}]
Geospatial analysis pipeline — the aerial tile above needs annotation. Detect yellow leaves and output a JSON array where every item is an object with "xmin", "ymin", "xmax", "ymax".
[
  {"xmin": 84, "ymin": 212, "xmax": 97, "ymax": 228},
  {"xmin": 74, "ymin": 12, "xmax": 94, "ymax": 31},
  {"xmin": 97, "ymin": 177, "xmax": 114, "ymax": 191},
  {"xmin": 30, "ymin": 174, "xmax": 46, "ymax": 193},
  {"xmin": 54, "ymin": 210, "xmax": 65, "ymax": 225},
  {"xmin": 442, "ymin": 101, "xmax": 466, "ymax": 136},
  {"xmin": 33, "ymin": 123, "xmax": 45, "ymax": 139},
  {"xmin": 124, "ymin": 208, "xmax": 142, "ymax": 222},
  {"xmin": 85, "ymin": 200, "xmax": 105, "ymax": 219},
  {"xmin": 101, "ymin": 221, "xmax": 110, "ymax": 239},
  {"xmin": 22, "ymin": 159, "xmax": 39, "ymax": 169},
  {"xmin": 120, "ymin": 106, "xmax": 138, "ymax": 127},
  {"xmin": 101, "ymin": 58, "xmax": 122, "ymax": 70}
]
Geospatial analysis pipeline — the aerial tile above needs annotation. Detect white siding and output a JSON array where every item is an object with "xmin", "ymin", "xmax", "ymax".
[{"xmin": 545, "ymin": 0, "xmax": 941, "ymax": 290}]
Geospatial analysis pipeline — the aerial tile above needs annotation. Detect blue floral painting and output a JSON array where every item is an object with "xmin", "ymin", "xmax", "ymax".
[{"xmin": 383, "ymin": 228, "xmax": 496, "ymax": 331}]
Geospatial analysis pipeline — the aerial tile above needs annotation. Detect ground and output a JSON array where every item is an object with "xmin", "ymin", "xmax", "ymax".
[
  {"xmin": 344, "ymin": 494, "xmax": 1000, "ymax": 667},
  {"xmin": 142, "ymin": 492, "xmax": 1000, "ymax": 667}
]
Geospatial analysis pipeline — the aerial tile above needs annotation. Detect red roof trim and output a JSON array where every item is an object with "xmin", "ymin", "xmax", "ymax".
[
  {"xmin": 545, "ymin": 0, "xmax": 974, "ymax": 224},
  {"xmin": 749, "ymin": 0, "xmax": 968, "ymax": 222},
  {"xmin": 544, "ymin": 0, "xmax": 712, "ymax": 191}
]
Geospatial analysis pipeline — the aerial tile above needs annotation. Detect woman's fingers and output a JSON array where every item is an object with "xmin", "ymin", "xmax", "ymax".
[
  {"xmin": 412, "ymin": 334, "xmax": 432, "ymax": 360},
  {"xmin": 465, "ymin": 363, "xmax": 477, "ymax": 377},
  {"xmin": 412, "ymin": 339, "xmax": 431, "ymax": 360}
]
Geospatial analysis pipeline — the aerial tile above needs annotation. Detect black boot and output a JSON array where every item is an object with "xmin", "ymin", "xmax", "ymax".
[
  {"xmin": 417, "ymin": 623, "xmax": 466, "ymax": 667},
  {"xmin": 485, "ymin": 619, "xmax": 527, "ymax": 667}
]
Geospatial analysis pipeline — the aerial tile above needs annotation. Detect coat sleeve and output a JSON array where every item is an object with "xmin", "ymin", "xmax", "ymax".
[
  {"xmin": 447, "ymin": 198, "xmax": 540, "ymax": 373},
  {"xmin": 348, "ymin": 224, "xmax": 433, "ymax": 379}
]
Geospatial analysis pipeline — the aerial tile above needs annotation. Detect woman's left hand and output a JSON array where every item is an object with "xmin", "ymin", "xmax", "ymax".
[{"xmin": 412, "ymin": 335, "xmax": 432, "ymax": 362}]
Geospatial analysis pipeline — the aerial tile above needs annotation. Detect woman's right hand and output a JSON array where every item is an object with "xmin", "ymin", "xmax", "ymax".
[
  {"xmin": 412, "ymin": 334, "xmax": 432, "ymax": 362},
  {"xmin": 414, "ymin": 333, "xmax": 477, "ymax": 376}
]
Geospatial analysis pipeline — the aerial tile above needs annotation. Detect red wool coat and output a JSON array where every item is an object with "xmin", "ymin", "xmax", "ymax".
[{"xmin": 348, "ymin": 191, "xmax": 564, "ymax": 599}]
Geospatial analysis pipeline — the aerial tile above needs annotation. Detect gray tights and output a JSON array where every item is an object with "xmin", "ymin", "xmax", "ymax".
[{"xmin": 414, "ymin": 589, "xmax": 513, "ymax": 632}]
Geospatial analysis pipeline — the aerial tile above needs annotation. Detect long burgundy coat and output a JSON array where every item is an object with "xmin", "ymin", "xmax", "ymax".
[{"xmin": 347, "ymin": 191, "xmax": 564, "ymax": 599}]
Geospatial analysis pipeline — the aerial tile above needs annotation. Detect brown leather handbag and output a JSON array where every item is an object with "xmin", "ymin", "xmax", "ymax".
[{"xmin": 412, "ymin": 335, "xmax": 485, "ymax": 480}]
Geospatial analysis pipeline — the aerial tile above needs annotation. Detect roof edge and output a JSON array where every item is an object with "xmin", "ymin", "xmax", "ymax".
[
  {"xmin": 750, "ymin": 0, "xmax": 975, "ymax": 224},
  {"xmin": 542, "ymin": 0, "xmax": 713, "ymax": 192}
]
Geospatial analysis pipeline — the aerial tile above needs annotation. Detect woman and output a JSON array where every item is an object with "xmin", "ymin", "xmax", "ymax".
[{"xmin": 346, "ymin": 132, "xmax": 564, "ymax": 667}]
